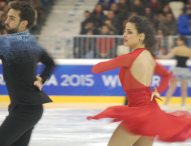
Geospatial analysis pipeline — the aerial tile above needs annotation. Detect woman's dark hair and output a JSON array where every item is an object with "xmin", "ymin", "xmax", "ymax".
[
  {"xmin": 178, "ymin": 36, "xmax": 187, "ymax": 44},
  {"xmin": 9, "ymin": 1, "xmax": 35, "ymax": 29},
  {"xmin": 128, "ymin": 16, "xmax": 157, "ymax": 51}
]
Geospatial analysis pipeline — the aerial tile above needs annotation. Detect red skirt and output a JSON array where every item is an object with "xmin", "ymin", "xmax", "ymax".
[{"xmin": 87, "ymin": 87, "xmax": 191, "ymax": 142}]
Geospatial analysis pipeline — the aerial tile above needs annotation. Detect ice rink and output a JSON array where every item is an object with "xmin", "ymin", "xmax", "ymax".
[{"xmin": 0, "ymin": 103, "xmax": 191, "ymax": 146}]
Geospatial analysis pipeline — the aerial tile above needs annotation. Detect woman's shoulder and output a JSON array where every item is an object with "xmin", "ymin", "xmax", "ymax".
[
  {"xmin": 174, "ymin": 46, "xmax": 191, "ymax": 56},
  {"xmin": 174, "ymin": 46, "xmax": 190, "ymax": 50}
]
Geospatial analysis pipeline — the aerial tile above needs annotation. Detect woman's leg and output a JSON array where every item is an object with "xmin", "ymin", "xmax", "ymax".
[
  {"xmin": 181, "ymin": 80, "xmax": 188, "ymax": 107},
  {"xmin": 132, "ymin": 136, "xmax": 154, "ymax": 146},
  {"xmin": 107, "ymin": 123, "xmax": 141, "ymax": 146},
  {"xmin": 164, "ymin": 79, "xmax": 178, "ymax": 106}
]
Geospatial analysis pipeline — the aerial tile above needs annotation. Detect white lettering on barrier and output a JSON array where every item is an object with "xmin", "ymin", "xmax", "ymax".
[
  {"xmin": 0, "ymin": 74, "xmax": 5, "ymax": 85},
  {"xmin": 151, "ymin": 76, "xmax": 161, "ymax": 87},
  {"xmin": 0, "ymin": 73, "xmax": 189, "ymax": 88},
  {"xmin": 60, "ymin": 74, "xmax": 69, "ymax": 86},
  {"xmin": 102, "ymin": 75, "xmax": 120, "ymax": 88},
  {"xmin": 102, "ymin": 75, "xmax": 162, "ymax": 88},
  {"xmin": 60, "ymin": 74, "xmax": 94, "ymax": 86},
  {"xmin": 69, "ymin": 74, "xmax": 81, "ymax": 86},
  {"xmin": 45, "ymin": 75, "xmax": 58, "ymax": 86},
  {"xmin": 85, "ymin": 75, "xmax": 94, "ymax": 86}
]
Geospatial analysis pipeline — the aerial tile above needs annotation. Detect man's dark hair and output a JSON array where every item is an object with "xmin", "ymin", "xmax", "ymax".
[{"xmin": 9, "ymin": 1, "xmax": 35, "ymax": 29}]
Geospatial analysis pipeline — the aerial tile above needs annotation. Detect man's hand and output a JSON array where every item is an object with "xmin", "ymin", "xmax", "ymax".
[{"xmin": 34, "ymin": 76, "xmax": 43, "ymax": 91}]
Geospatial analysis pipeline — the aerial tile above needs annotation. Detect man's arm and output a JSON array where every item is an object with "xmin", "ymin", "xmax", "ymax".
[
  {"xmin": 34, "ymin": 49, "xmax": 55, "ymax": 90},
  {"xmin": 39, "ymin": 50, "xmax": 55, "ymax": 83}
]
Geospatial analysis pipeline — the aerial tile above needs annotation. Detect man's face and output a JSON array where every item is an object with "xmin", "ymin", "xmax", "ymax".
[
  {"xmin": 101, "ymin": 26, "xmax": 109, "ymax": 34},
  {"xmin": 120, "ymin": 0, "xmax": 126, "ymax": 4},
  {"xmin": 84, "ymin": 12, "xmax": 90, "ymax": 19},
  {"xmin": 107, "ymin": 11, "xmax": 114, "ymax": 19},
  {"xmin": 86, "ymin": 22, "xmax": 94, "ymax": 28},
  {"xmin": 5, "ymin": 9, "xmax": 22, "ymax": 34},
  {"xmin": 111, "ymin": 4, "xmax": 118, "ymax": 11},
  {"xmin": 186, "ymin": 9, "xmax": 191, "ymax": 15},
  {"xmin": 166, "ymin": 14, "xmax": 172, "ymax": 22},
  {"xmin": 145, "ymin": 8, "xmax": 151, "ymax": 14}
]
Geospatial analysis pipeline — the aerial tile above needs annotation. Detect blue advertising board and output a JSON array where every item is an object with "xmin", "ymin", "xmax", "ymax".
[{"xmin": 0, "ymin": 59, "xmax": 190, "ymax": 97}]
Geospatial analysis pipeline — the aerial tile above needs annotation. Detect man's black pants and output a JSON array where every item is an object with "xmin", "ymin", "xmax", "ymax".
[{"xmin": 0, "ymin": 103, "xmax": 43, "ymax": 146}]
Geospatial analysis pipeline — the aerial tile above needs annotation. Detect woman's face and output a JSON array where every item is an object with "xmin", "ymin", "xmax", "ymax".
[{"xmin": 123, "ymin": 22, "xmax": 141, "ymax": 47}]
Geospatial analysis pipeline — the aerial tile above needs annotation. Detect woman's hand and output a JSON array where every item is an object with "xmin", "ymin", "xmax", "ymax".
[{"xmin": 151, "ymin": 87, "xmax": 162, "ymax": 101}]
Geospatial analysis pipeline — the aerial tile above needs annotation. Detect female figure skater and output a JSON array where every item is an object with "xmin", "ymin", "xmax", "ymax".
[
  {"xmin": 157, "ymin": 36, "xmax": 191, "ymax": 110},
  {"xmin": 87, "ymin": 16, "xmax": 191, "ymax": 146}
]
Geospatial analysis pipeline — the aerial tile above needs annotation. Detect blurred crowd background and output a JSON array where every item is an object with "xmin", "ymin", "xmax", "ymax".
[
  {"xmin": 75, "ymin": 0, "xmax": 191, "ymax": 59},
  {"xmin": 1, "ymin": 0, "xmax": 191, "ymax": 59},
  {"xmin": 80, "ymin": 0, "xmax": 190, "ymax": 36}
]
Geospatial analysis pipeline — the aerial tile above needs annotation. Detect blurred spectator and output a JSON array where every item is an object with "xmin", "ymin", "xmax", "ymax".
[
  {"xmin": 144, "ymin": 7, "xmax": 154, "ymax": 23},
  {"xmin": 110, "ymin": 3, "xmax": 120, "ymax": 16},
  {"xmin": 158, "ymin": 13, "xmax": 177, "ymax": 36},
  {"xmin": 80, "ymin": 11, "xmax": 93, "ymax": 34},
  {"xmin": 178, "ymin": 7, "xmax": 191, "ymax": 35},
  {"xmin": 0, "ymin": 1, "xmax": 6, "ymax": 11},
  {"xmin": 110, "ymin": 2, "xmax": 127, "ymax": 28},
  {"xmin": 154, "ymin": 13, "xmax": 164, "ymax": 31},
  {"xmin": 118, "ymin": 0, "xmax": 130, "ymax": 20},
  {"xmin": 0, "ymin": 13, "xmax": 7, "ymax": 34},
  {"xmin": 105, "ymin": 10, "xmax": 121, "ymax": 34},
  {"xmin": 80, "ymin": 20, "xmax": 99, "ymax": 35},
  {"xmin": 187, "ymin": 0, "xmax": 191, "ymax": 7},
  {"xmin": 99, "ymin": 24, "xmax": 113, "ymax": 35},
  {"xmin": 97, "ymin": 25, "xmax": 115, "ymax": 58},
  {"xmin": 98, "ymin": 0, "xmax": 115, "ymax": 10},
  {"xmin": 74, "ymin": 30, "xmax": 96, "ymax": 58},
  {"xmin": 157, "ymin": 29, "xmax": 164, "ymax": 36},
  {"xmin": 84, "ymin": 30, "xmax": 96, "ymax": 58},
  {"xmin": 81, "ymin": 10, "xmax": 91, "ymax": 24},
  {"xmin": 156, "ymin": 29, "xmax": 168, "ymax": 55},
  {"xmin": 161, "ymin": 4, "xmax": 172, "ymax": 16},
  {"xmin": 104, "ymin": 20, "xmax": 117, "ymax": 34},
  {"xmin": 150, "ymin": 0, "xmax": 162, "ymax": 14},
  {"xmin": 130, "ymin": 0, "xmax": 145, "ymax": 16},
  {"xmin": 3, "ymin": 4, "xmax": 9, "ymax": 13},
  {"xmin": 91, "ymin": 4, "xmax": 106, "ymax": 27}
]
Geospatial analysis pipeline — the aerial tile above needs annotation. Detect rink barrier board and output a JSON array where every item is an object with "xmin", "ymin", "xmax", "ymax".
[
  {"xmin": 0, "ymin": 59, "xmax": 191, "ymax": 104},
  {"xmin": 0, "ymin": 95, "xmax": 191, "ymax": 104}
]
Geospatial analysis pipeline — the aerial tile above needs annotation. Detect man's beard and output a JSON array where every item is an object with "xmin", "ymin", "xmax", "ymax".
[{"xmin": 6, "ymin": 24, "xmax": 20, "ymax": 34}]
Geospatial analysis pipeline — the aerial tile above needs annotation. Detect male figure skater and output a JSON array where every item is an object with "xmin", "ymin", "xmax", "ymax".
[{"xmin": 0, "ymin": 1, "xmax": 55, "ymax": 146}]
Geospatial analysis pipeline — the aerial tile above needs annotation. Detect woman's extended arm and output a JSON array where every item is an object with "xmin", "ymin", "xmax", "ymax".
[{"xmin": 92, "ymin": 54, "xmax": 132, "ymax": 73}]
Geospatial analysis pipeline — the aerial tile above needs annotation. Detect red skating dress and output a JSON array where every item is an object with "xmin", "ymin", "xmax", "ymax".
[{"xmin": 87, "ymin": 48, "xmax": 191, "ymax": 142}]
